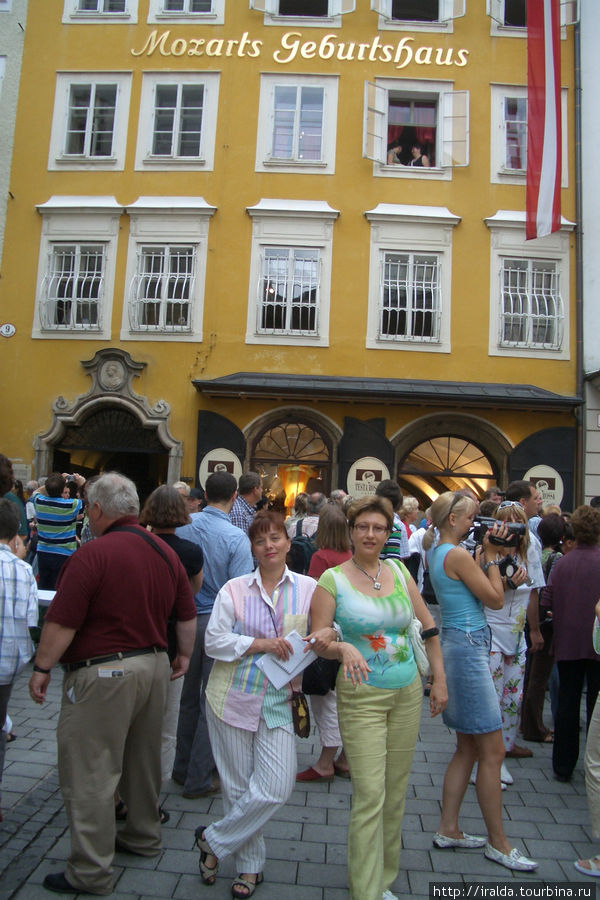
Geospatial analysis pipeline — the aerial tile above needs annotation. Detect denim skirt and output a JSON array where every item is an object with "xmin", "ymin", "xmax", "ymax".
[{"xmin": 441, "ymin": 626, "xmax": 502, "ymax": 734}]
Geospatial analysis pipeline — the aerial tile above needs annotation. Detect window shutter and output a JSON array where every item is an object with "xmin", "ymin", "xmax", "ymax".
[
  {"xmin": 486, "ymin": 0, "xmax": 504, "ymax": 25},
  {"xmin": 560, "ymin": 0, "xmax": 578, "ymax": 26},
  {"xmin": 441, "ymin": 90, "xmax": 469, "ymax": 167},
  {"xmin": 363, "ymin": 81, "xmax": 387, "ymax": 164},
  {"xmin": 331, "ymin": 0, "xmax": 356, "ymax": 12},
  {"xmin": 439, "ymin": 0, "xmax": 465, "ymax": 20},
  {"xmin": 249, "ymin": 0, "xmax": 276, "ymax": 12},
  {"xmin": 370, "ymin": 0, "xmax": 388, "ymax": 17}
]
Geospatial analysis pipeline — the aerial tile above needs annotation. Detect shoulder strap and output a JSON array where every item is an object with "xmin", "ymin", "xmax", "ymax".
[
  {"xmin": 111, "ymin": 526, "xmax": 177, "ymax": 584},
  {"xmin": 383, "ymin": 557, "xmax": 408, "ymax": 593},
  {"xmin": 295, "ymin": 519, "xmax": 304, "ymax": 538}
]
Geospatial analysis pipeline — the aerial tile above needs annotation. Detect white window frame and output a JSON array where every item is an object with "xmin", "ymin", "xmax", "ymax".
[
  {"xmin": 490, "ymin": 84, "xmax": 569, "ymax": 186},
  {"xmin": 120, "ymin": 197, "xmax": 215, "ymax": 342},
  {"xmin": 256, "ymin": 74, "xmax": 338, "ymax": 175},
  {"xmin": 135, "ymin": 72, "xmax": 220, "ymax": 171},
  {"xmin": 147, "ymin": 0, "xmax": 224, "ymax": 25},
  {"xmin": 363, "ymin": 77, "xmax": 468, "ymax": 181},
  {"xmin": 33, "ymin": 196, "xmax": 122, "ymax": 340},
  {"xmin": 485, "ymin": 210, "xmax": 574, "ymax": 360},
  {"xmin": 48, "ymin": 72, "xmax": 131, "ymax": 171},
  {"xmin": 365, "ymin": 204, "xmax": 459, "ymax": 352},
  {"xmin": 62, "ymin": 0, "xmax": 137, "ymax": 23},
  {"xmin": 249, "ymin": 0, "xmax": 354, "ymax": 27},
  {"xmin": 487, "ymin": 0, "xmax": 578, "ymax": 36},
  {"xmin": 246, "ymin": 199, "xmax": 339, "ymax": 347},
  {"xmin": 371, "ymin": 0, "xmax": 463, "ymax": 33}
]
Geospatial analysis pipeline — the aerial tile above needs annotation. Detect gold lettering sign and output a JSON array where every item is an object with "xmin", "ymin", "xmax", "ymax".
[{"xmin": 131, "ymin": 30, "xmax": 470, "ymax": 70}]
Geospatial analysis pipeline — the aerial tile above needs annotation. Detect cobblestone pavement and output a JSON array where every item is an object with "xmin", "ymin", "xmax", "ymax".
[{"xmin": 0, "ymin": 665, "xmax": 595, "ymax": 899}]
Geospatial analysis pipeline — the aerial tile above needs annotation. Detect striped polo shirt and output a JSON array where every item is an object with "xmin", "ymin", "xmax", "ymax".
[{"xmin": 33, "ymin": 494, "xmax": 83, "ymax": 556}]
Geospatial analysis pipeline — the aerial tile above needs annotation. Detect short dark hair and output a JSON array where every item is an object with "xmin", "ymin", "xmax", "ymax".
[
  {"xmin": 248, "ymin": 509, "xmax": 287, "ymax": 544},
  {"xmin": 537, "ymin": 513, "xmax": 566, "ymax": 549},
  {"xmin": 590, "ymin": 496, "xmax": 600, "ymax": 509},
  {"xmin": 139, "ymin": 485, "xmax": 190, "ymax": 529},
  {"xmin": 46, "ymin": 472, "xmax": 66, "ymax": 498},
  {"xmin": 505, "ymin": 480, "xmax": 534, "ymax": 504},
  {"xmin": 205, "ymin": 471, "xmax": 238, "ymax": 503},
  {"xmin": 375, "ymin": 479, "xmax": 402, "ymax": 511},
  {"xmin": 0, "ymin": 499, "xmax": 20, "ymax": 540},
  {"xmin": 238, "ymin": 472, "xmax": 261, "ymax": 495}
]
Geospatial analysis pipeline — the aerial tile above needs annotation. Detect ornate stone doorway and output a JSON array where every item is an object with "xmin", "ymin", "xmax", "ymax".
[{"xmin": 35, "ymin": 349, "xmax": 182, "ymax": 500}]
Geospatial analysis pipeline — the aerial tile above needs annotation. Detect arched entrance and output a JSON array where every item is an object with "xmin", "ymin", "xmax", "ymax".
[
  {"xmin": 247, "ymin": 410, "xmax": 339, "ymax": 512},
  {"xmin": 51, "ymin": 406, "xmax": 170, "ymax": 504},
  {"xmin": 35, "ymin": 349, "xmax": 182, "ymax": 501},
  {"xmin": 392, "ymin": 413, "xmax": 512, "ymax": 508}
]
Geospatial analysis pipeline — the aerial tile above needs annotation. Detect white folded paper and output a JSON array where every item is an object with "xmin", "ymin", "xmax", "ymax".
[{"xmin": 255, "ymin": 629, "xmax": 316, "ymax": 690}]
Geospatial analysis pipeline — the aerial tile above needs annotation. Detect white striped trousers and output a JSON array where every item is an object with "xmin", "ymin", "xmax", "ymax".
[{"xmin": 204, "ymin": 703, "xmax": 297, "ymax": 872}]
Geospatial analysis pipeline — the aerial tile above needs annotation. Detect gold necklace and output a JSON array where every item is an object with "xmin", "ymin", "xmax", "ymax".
[{"xmin": 351, "ymin": 557, "xmax": 382, "ymax": 590}]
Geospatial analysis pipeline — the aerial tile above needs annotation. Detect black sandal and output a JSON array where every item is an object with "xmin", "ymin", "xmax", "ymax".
[{"xmin": 195, "ymin": 825, "xmax": 218, "ymax": 885}]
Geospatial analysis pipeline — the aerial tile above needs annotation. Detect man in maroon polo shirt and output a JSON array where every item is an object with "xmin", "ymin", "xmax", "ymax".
[{"xmin": 29, "ymin": 472, "xmax": 197, "ymax": 896}]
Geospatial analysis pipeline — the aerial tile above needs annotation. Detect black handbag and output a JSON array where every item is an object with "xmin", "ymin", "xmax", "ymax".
[{"xmin": 302, "ymin": 656, "xmax": 340, "ymax": 695}]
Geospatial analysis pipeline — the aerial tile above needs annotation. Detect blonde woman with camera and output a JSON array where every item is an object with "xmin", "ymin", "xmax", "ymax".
[
  {"xmin": 483, "ymin": 501, "xmax": 544, "ymax": 781},
  {"xmin": 424, "ymin": 492, "xmax": 538, "ymax": 873}
]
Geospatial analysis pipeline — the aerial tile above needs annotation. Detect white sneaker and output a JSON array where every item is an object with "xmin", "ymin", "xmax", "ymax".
[
  {"xmin": 484, "ymin": 843, "xmax": 538, "ymax": 871},
  {"xmin": 383, "ymin": 892, "xmax": 399, "ymax": 900},
  {"xmin": 500, "ymin": 762, "xmax": 513, "ymax": 785}
]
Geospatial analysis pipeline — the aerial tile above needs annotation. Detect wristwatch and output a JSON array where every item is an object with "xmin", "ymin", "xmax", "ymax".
[{"xmin": 482, "ymin": 560, "xmax": 501, "ymax": 573}]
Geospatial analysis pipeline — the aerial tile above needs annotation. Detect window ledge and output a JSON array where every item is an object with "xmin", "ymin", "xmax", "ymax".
[
  {"xmin": 153, "ymin": 12, "xmax": 217, "ymax": 19},
  {"xmin": 143, "ymin": 156, "xmax": 206, "ymax": 166},
  {"xmin": 366, "ymin": 337, "xmax": 450, "ymax": 353},
  {"xmin": 246, "ymin": 332, "xmax": 328, "ymax": 347},
  {"xmin": 263, "ymin": 15, "xmax": 340, "ymax": 27},
  {"xmin": 55, "ymin": 156, "xmax": 118, "ymax": 166},
  {"xmin": 264, "ymin": 158, "xmax": 327, "ymax": 168}
]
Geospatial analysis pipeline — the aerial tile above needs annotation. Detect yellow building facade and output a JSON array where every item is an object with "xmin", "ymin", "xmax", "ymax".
[{"xmin": 0, "ymin": 0, "xmax": 579, "ymax": 508}]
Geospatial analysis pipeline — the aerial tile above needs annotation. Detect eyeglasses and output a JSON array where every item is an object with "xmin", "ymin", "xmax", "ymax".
[
  {"xmin": 353, "ymin": 523, "xmax": 388, "ymax": 535},
  {"xmin": 498, "ymin": 500, "xmax": 524, "ymax": 510}
]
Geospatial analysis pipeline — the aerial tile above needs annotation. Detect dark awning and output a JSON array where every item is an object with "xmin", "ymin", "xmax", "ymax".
[{"xmin": 193, "ymin": 372, "xmax": 581, "ymax": 411}]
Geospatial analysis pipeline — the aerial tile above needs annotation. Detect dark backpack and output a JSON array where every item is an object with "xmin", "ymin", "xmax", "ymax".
[{"xmin": 288, "ymin": 519, "xmax": 316, "ymax": 575}]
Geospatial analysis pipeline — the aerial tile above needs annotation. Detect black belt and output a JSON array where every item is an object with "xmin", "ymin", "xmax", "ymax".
[{"xmin": 62, "ymin": 646, "xmax": 166, "ymax": 672}]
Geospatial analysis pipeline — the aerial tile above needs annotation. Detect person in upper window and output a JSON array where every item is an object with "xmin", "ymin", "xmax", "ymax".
[
  {"xmin": 386, "ymin": 138, "xmax": 403, "ymax": 165},
  {"xmin": 408, "ymin": 142, "xmax": 430, "ymax": 167}
]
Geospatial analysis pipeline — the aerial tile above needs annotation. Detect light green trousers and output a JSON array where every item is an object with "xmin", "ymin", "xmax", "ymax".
[{"xmin": 337, "ymin": 673, "xmax": 422, "ymax": 900}]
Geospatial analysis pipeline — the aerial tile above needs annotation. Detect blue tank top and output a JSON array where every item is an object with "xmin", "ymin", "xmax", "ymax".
[{"xmin": 428, "ymin": 543, "xmax": 487, "ymax": 632}]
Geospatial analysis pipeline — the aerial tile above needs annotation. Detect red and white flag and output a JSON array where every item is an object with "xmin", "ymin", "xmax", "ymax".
[{"xmin": 526, "ymin": 0, "xmax": 562, "ymax": 240}]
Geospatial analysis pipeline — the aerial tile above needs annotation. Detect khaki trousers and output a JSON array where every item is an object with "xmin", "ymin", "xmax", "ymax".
[
  {"xmin": 336, "ymin": 674, "xmax": 422, "ymax": 900},
  {"xmin": 58, "ymin": 650, "xmax": 169, "ymax": 894}
]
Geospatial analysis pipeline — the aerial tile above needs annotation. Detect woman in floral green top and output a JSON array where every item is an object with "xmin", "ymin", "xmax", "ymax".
[{"xmin": 308, "ymin": 495, "xmax": 446, "ymax": 900}]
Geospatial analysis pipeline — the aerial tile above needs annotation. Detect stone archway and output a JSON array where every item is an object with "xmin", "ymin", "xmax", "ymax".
[
  {"xmin": 244, "ymin": 407, "xmax": 342, "ymax": 509},
  {"xmin": 34, "ymin": 349, "xmax": 182, "ymax": 489},
  {"xmin": 391, "ymin": 412, "xmax": 513, "ymax": 505}
]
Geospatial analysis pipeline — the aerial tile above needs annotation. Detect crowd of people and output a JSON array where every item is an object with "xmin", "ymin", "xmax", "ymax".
[{"xmin": 2, "ymin": 451, "xmax": 600, "ymax": 896}]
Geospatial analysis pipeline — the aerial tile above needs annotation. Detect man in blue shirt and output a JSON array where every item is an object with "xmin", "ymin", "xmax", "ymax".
[{"xmin": 173, "ymin": 471, "xmax": 253, "ymax": 797}]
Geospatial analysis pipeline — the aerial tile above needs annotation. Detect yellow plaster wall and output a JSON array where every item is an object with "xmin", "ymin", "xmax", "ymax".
[{"xmin": 0, "ymin": 0, "xmax": 577, "ymax": 473}]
